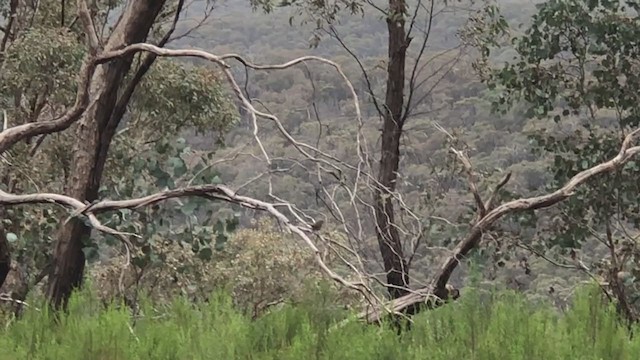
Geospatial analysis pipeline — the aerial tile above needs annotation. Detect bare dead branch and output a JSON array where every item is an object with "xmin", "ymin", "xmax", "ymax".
[
  {"xmin": 167, "ymin": 0, "xmax": 216, "ymax": 42},
  {"xmin": 449, "ymin": 147, "xmax": 485, "ymax": 216},
  {"xmin": 437, "ymin": 128, "xmax": 640, "ymax": 288},
  {"xmin": 3, "ymin": 19, "xmax": 439, "ymax": 320},
  {"xmin": 485, "ymin": 172, "xmax": 511, "ymax": 211},
  {"xmin": 0, "ymin": 184, "xmax": 380, "ymax": 306}
]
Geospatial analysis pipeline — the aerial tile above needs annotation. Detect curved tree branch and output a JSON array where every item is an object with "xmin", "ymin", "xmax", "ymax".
[
  {"xmin": 360, "ymin": 127, "xmax": 640, "ymax": 323},
  {"xmin": 0, "ymin": 183, "xmax": 380, "ymax": 307}
]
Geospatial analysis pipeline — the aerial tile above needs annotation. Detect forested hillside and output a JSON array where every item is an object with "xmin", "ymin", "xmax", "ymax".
[{"xmin": 2, "ymin": 0, "xmax": 640, "ymax": 357}]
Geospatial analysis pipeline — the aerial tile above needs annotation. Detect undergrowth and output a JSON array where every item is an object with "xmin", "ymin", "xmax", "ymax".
[{"xmin": 0, "ymin": 284, "xmax": 638, "ymax": 359}]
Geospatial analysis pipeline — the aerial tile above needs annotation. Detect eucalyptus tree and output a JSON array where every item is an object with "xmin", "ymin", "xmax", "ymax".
[
  {"xmin": 481, "ymin": 0, "xmax": 640, "ymax": 322},
  {"xmin": 0, "ymin": 0, "xmax": 235, "ymax": 307}
]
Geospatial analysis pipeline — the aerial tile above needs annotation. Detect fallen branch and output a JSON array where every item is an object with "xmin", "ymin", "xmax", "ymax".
[{"xmin": 360, "ymin": 127, "xmax": 640, "ymax": 323}]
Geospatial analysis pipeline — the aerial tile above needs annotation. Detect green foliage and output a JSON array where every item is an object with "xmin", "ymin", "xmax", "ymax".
[
  {"xmin": 90, "ymin": 219, "xmax": 327, "ymax": 315},
  {"xmin": 486, "ymin": 0, "xmax": 640, "ymax": 245},
  {"xmin": 0, "ymin": 3, "xmax": 238, "ymax": 304},
  {"xmin": 6, "ymin": 0, "xmax": 637, "ymax": 333},
  {"xmin": 211, "ymin": 218, "xmax": 321, "ymax": 316},
  {"xmin": 95, "ymin": 132, "xmax": 241, "ymax": 272},
  {"xmin": 489, "ymin": 0, "xmax": 640, "ymax": 120},
  {"xmin": 87, "ymin": 57, "xmax": 240, "ymax": 272},
  {"xmin": 132, "ymin": 59, "xmax": 238, "ymax": 139},
  {"xmin": 480, "ymin": 0, "xmax": 640, "ymax": 319},
  {"xmin": 2, "ymin": 285, "xmax": 640, "ymax": 359},
  {"xmin": 0, "ymin": 27, "xmax": 84, "ymax": 113}
]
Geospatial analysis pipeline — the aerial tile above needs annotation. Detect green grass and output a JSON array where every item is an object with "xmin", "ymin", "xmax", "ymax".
[{"xmin": 1, "ymin": 285, "xmax": 639, "ymax": 359}]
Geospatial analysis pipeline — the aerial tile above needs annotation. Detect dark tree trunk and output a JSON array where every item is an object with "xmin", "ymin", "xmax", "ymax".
[
  {"xmin": 0, "ymin": 224, "xmax": 10, "ymax": 290},
  {"xmin": 46, "ymin": 0, "xmax": 166, "ymax": 309},
  {"xmin": 0, "ymin": 2, "xmax": 18, "ymax": 292},
  {"xmin": 374, "ymin": 0, "xmax": 410, "ymax": 299}
]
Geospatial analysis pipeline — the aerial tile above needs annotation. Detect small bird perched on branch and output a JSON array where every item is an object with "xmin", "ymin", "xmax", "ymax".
[{"xmin": 310, "ymin": 219, "xmax": 324, "ymax": 232}]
